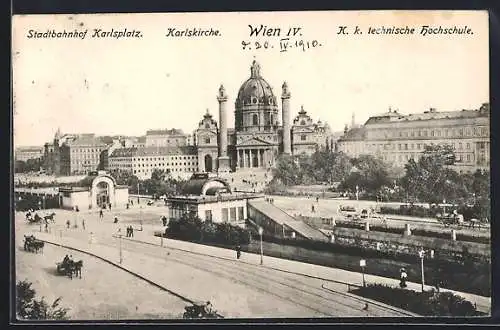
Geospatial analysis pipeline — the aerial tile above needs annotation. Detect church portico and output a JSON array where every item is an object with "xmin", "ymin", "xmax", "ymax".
[{"xmin": 237, "ymin": 147, "xmax": 276, "ymax": 169}]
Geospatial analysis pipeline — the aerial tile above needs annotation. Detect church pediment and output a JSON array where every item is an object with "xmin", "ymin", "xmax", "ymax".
[{"xmin": 238, "ymin": 136, "xmax": 273, "ymax": 147}]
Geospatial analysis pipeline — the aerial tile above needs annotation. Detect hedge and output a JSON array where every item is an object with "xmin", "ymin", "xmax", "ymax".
[
  {"xmin": 350, "ymin": 284, "xmax": 483, "ymax": 316},
  {"xmin": 165, "ymin": 215, "xmax": 251, "ymax": 246}
]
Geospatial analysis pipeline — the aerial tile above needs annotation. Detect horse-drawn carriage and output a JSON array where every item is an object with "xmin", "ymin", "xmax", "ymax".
[
  {"xmin": 56, "ymin": 258, "xmax": 83, "ymax": 280},
  {"xmin": 23, "ymin": 235, "xmax": 44, "ymax": 253},
  {"xmin": 25, "ymin": 211, "xmax": 56, "ymax": 224},
  {"xmin": 436, "ymin": 212, "xmax": 464, "ymax": 226},
  {"xmin": 183, "ymin": 301, "xmax": 223, "ymax": 319}
]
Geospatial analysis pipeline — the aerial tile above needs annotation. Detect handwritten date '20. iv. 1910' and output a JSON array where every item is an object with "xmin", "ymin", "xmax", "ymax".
[{"xmin": 241, "ymin": 38, "xmax": 323, "ymax": 53}]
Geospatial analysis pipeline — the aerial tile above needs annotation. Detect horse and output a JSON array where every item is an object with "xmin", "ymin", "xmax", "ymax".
[
  {"xmin": 44, "ymin": 212, "xmax": 56, "ymax": 223},
  {"xmin": 23, "ymin": 235, "xmax": 43, "ymax": 253},
  {"xmin": 72, "ymin": 260, "xmax": 83, "ymax": 279},
  {"xmin": 31, "ymin": 240, "xmax": 44, "ymax": 254},
  {"xmin": 23, "ymin": 235, "xmax": 35, "ymax": 251}
]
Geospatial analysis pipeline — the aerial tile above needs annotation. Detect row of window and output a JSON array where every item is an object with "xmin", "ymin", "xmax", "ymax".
[
  {"xmin": 134, "ymin": 168, "xmax": 197, "ymax": 174},
  {"xmin": 374, "ymin": 126, "xmax": 488, "ymax": 139},
  {"xmin": 389, "ymin": 153, "xmax": 478, "ymax": 164},
  {"xmin": 220, "ymin": 206, "xmax": 245, "ymax": 223},
  {"xmin": 70, "ymin": 148, "xmax": 103, "ymax": 153}
]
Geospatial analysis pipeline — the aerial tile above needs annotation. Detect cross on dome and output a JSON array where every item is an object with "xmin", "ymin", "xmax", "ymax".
[{"xmin": 250, "ymin": 60, "xmax": 261, "ymax": 78}]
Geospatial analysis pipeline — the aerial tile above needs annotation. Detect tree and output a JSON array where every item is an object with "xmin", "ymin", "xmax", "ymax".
[
  {"xmin": 272, "ymin": 154, "xmax": 302, "ymax": 186},
  {"xmin": 16, "ymin": 280, "xmax": 70, "ymax": 320},
  {"xmin": 340, "ymin": 155, "xmax": 391, "ymax": 196}
]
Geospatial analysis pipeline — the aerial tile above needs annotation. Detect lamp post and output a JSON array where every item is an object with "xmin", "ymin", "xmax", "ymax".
[
  {"xmin": 258, "ymin": 227, "xmax": 263, "ymax": 265},
  {"xmin": 119, "ymin": 234, "xmax": 123, "ymax": 264},
  {"xmin": 140, "ymin": 206, "xmax": 143, "ymax": 230},
  {"xmin": 418, "ymin": 249, "xmax": 425, "ymax": 292},
  {"xmin": 356, "ymin": 185, "xmax": 359, "ymax": 201},
  {"xmin": 360, "ymin": 259, "xmax": 366, "ymax": 287}
]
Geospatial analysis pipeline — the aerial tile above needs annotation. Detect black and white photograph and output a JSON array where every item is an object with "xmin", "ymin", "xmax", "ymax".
[{"xmin": 12, "ymin": 10, "xmax": 490, "ymax": 320}]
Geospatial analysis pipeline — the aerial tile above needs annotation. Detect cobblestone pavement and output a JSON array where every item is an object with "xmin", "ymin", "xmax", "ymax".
[{"xmin": 16, "ymin": 210, "xmax": 415, "ymax": 318}]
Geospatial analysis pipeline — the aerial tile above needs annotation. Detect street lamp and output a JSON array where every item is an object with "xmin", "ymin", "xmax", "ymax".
[
  {"xmin": 140, "ymin": 206, "xmax": 143, "ymax": 230},
  {"xmin": 119, "ymin": 234, "xmax": 123, "ymax": 264},
  {"xmin": 258, "ymin": 227, "xmax": 264, "ymax": 265},
  {"xmin": 418, "ymin": 248, "xmax": 425, "ymax": 292},
  {"xmin": 360, "ymin": 259, "xmax": 366, "ymax": 287},
  {"xmin": 356, "ymin": 185, "xmax": 359, "ymax": 201}
]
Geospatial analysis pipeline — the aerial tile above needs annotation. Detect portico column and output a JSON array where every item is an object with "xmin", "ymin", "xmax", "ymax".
[
  {"xmin": 257, "ymin": 149, "xmax": 261, "ymax": 167},
  {"xmin": 237, "ymin": 150, "xmax": 241, "ymax": 168},
  {"xmin": 243, "ymin": 149, "xmax": 247, "ymax": 168},
  {"xmin": 249, "ymin": 149, "xmax": 253, "ymax": 168}
]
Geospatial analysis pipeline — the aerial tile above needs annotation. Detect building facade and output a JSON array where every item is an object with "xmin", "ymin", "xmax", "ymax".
[
  {"xmin": 145, "ymin": 129, "xmax": 187, "ymax": 148},
  {"xmin": 15, "ymin": 146, "xmax": 44, "ymax": 162},
  {"xmin": 165, "ymin": 173, "xmax": 260, "ymax": 224},
  {"xmin": 108, "ymin": 146, "xmax": 199, "ymax": 179},
  {"xmin": 58, "ymin": 171, "xmax": 129, "ymax": 210},
  {"xmin": 336, "ymin": 104, "xmax": 490, "ymax": 173},
  {"xmin": 195, "ymin": 60, "xmax": 332, "ymax": 173},
  {"xmin": 43, "ymin": 131, "xmax": 108, "ymax": 176}
]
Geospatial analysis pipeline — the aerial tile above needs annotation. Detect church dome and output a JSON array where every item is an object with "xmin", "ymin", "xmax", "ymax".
[{"xmin": 236, "ymin": 60, "xmax": 277, "ymax": 108}]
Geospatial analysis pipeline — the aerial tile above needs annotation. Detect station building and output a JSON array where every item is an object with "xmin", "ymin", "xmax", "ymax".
[
  {"xmin": 165, "ymin": 173, "xmax": 260, "ymax": 225},
  {"xmin": 58, "ymin": 171, "xmax": 129, "ymax": 210}
]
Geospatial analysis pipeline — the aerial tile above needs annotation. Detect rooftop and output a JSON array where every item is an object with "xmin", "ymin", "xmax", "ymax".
[
  {"xmin": 110, "ymin": 146, "xmax": 197, "ymax": 158},
  {"xmin": 146, "ymin": 128, "xmax": 185, "ymax": 136}
]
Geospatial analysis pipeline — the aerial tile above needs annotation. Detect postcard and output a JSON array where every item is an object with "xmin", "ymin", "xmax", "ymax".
[{"xmin": 12, "ymin": 10, "xmax": 490, "ymax": 321}]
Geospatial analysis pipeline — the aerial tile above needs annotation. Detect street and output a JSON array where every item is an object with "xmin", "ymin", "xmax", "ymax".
[{"xmin": 15, "ymin": 208, "xmax": 414, "ymax": 318}]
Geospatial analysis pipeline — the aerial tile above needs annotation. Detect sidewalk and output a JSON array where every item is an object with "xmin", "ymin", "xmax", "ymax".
[{"xmin": 120, "ymin": 230, "xmax": 491, "ymax": 315}]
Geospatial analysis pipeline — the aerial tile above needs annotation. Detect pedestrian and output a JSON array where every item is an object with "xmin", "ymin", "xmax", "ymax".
[
  {"xmin": 236, "ymin": 245, "xmax": 241, "ymax": 259},
  {"xmin": 82, "ymin": 219, "xmax": 86, "ymax": 230},
  {"xmin": 130, "ymin": 226, "xmax": 134, "ymax": 238},
  {"xmin": 130, "ymin": 199, "xmax": 134, "ymax": 206},
  {"xmin": 316, "ymin": 196, "xmax": 319, "ymax": 203},
  {"xmin": 109, "ymin": 203, "xmax": 112, "ymax": 211},
  {"xmin": 99, "ymin": 209, "xmax": 103, "ymax": 219},
  {"xmin": 114, "ymin": 217, "xmax": 119, "ymax": 224},
  {"xmin": 126, "ymin": 226, "xmax": 130, "ymax": 237},
  {"xmin": 66, "ymin": 219, "xmax": 70, "ymax": 229},
  {"xmin": 311, "ymin": 205, "xmax": 315, "ymax": 213},
  {"xmin": 400, "ymin": 268, "xmax": 408, "ymax": 288}
]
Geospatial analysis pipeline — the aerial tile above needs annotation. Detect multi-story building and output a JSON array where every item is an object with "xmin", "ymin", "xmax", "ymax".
[
  {"xmin": 60, "ymin": 134, "xmax": 107, "ymax": 175},
  {"xmin": 108, "ymin": 146, "xmax": 199, "ymax": 179},
  {"xmin": 336, "ymin": 103, "xmax": 490, "ymax": 173},
  {"xmin": 15, "ymin": 146, "xmax": 44, "ymax": 162},
  {"xmin": 145, "ymin": 129, "xmax": 187, "ymax": 148}
]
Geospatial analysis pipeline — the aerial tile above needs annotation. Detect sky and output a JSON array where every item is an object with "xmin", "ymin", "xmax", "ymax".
[{"xmin": 12, "ymin": 11, "xmax": 489, "ymax": 147}]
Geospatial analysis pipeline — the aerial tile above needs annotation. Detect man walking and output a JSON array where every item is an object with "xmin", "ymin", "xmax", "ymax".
[
  {"xmin": 236, "ymin": 245, "xmax": 241, "ymax": 259},
  {"xmin": 99, "ymin": 209, "xmax": 103, "ymax": 219},
  {"xmin": 400, "ymin": 268, "xmax": 408, "ymax": 288}
]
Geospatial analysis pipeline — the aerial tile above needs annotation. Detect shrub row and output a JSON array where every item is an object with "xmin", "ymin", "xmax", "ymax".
[
  {"xmin": 350, "ymin": 284, "xmax": 482, "ymax": 316},
  {"xmin": 165, "ymin": 214, "xmax": 250, "ymax": 246}
]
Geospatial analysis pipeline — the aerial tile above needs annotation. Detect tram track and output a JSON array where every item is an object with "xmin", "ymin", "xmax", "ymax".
[
  {"xmin": 21, "ymin": 218, "xmax": 415, "ymax": 317},
  {"xmin": 84, "ymin": 233, "xmax": 414, "ymax": 317}
]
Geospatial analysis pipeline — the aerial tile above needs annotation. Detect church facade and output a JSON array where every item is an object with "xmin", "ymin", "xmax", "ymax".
[{"xmin": 195, "ymin": 60, "xmax": 333, "ymax": 173}]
